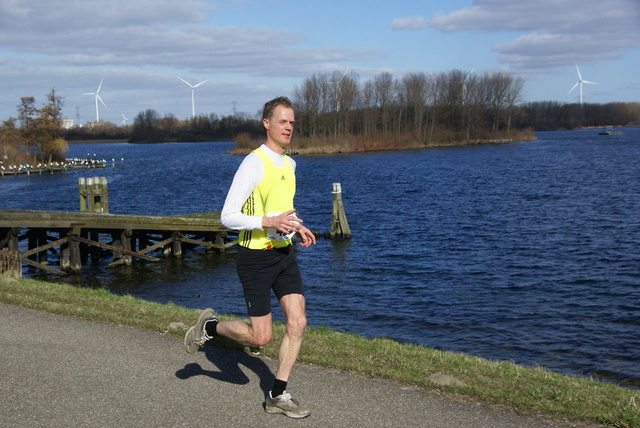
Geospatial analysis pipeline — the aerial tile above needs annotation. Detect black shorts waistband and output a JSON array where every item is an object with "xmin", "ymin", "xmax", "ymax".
[{"xmin": 239, "ymin": 244, "xmax": 292, "ymax": 254}]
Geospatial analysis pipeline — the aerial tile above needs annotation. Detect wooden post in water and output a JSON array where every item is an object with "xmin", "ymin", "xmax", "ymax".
[
  {"xmin": 330, "ymin": 183, "xmax": 351, "ymax": 239},
  {"xmin": 172, "ymin": 231, "xmax": 183, "ymax": 257},
  {"xmin": 78, "ymin": 177, "xmax": 109, "ymax": 213},
  {"xmin": 121, "ymin": 230, "xmax": 132, "ymax": 265},
  {"xmin": 0, "ymin": 228, "xmax": 22, "ymax": 277},
  {"xmin": 26, "ymin": 230, "xmax": 48, "ymax": 265},
  {"xmin": 69, "ymin": 239, "xmax": 81, "ymax": 272},
  {"xmin": 89, "ymin": 230, "xmax": 100, "ymax": 264},
  {"xmin": 60, "ymin": 241, "xmax": 70, "ymax": 271},
  {"xmin": 0, "ymin": 249, "xmax": 20, "ymax": 277}
]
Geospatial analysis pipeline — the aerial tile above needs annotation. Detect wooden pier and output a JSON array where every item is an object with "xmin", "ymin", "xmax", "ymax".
[
  {"xmin": 0, "ymin": 209, "xmax": 236, "ymax": 277},
  {"xmin": 1, "ymin": 179, "xmax": 351, "ymax": 278},
  {"xmin": 0, "ymin": 157, "xmax": 107, "ymax": 177}
]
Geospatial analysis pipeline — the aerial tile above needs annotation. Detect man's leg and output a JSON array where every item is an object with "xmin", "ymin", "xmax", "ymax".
[
  {"xmin": 213, "ymin": 293, "xmax": 306, "ymax": 380},
  {"xmin": 264, "ymin": 292, "xmax": 310, "ymax": 418},
  {"xmin": 275, "ymin": 293, "xmax": 307, "ymax": 382},
  {"xmin": 215, "ymin": 314, "xmax": 273, "ymax": 346},
  {"xmin": 184, "ymin": 311, "xmax": 273, "ymax": 353}
]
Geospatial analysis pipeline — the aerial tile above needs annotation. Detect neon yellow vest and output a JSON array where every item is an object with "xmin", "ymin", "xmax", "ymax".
[{"xmin": 239, "ymin": 148, "xmax": 296, "ymax": 249}]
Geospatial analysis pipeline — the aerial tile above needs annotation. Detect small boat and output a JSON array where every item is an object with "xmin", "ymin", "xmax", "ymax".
[{"xmin": 598, "ymin": 127, "xmax": 623, "ymax": 135}]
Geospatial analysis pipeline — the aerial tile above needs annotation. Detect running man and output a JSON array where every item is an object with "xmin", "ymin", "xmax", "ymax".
[{"xmin": 184, "ymin": 96, "xmax": 316, "ymax": 419}]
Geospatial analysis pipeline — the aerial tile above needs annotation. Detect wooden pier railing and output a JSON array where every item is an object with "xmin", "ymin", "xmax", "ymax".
[{"xmin": 0, "ymin": 209, "xmax": 236, "ymax": 277}]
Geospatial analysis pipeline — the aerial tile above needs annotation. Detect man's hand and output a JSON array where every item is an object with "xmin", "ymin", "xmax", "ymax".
[
  {"xmin": 262, "ymin": 210, "xmax": 316, "ymax": 247},
  {"xmin": 295, "ymin": 223, "xmax": 317, "ymax": 247}
]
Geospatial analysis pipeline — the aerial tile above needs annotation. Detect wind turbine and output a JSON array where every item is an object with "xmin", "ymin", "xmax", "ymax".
[
  {"xmin": 83, "ymin": 79, "xmax": 107, "ymax": 123},
  {"xmin": 333, "ymin": 68, "xmax": 350, "ymax": 112},
  {"xmin": 568, "ymin": 65, "xmax": 598, "ymax": 105},
  {"xmin": 462, "ymin": 68, "xmax": 475, "ymax": 105},
  {"xmin": 177, "ymin": 76, "xmax": 208, "ymax": 118},
  {"xmin": 121, "ymin": 113, "xmax": 129, "ymax": 126},
  {"xmin": 462, "ymin": 68, "xmax": 475, "ymax": 141}
]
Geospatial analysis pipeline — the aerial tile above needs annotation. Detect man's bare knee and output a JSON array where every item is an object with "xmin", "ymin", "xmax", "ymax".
[
  {"xmin": 252, "ymin": 333, "xmax": 272, "ymax": 347},
  {"xmin": 247, "ymin": 315, "xmax": 273, "ymax": 346},
  {"xmin": 287, "ymin": 315, "xmax": 307, "ymax": 338}
]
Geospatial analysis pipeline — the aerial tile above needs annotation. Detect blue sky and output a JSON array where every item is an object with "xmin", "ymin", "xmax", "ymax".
[{"xmin": 1, "ymin": 0, "xmax": 638, "ymax": 124}]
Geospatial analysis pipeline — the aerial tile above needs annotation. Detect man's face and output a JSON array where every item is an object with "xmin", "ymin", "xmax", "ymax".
[{"xmin": 264, "ymin": 105, "xmax": 295, "ymax": 149}]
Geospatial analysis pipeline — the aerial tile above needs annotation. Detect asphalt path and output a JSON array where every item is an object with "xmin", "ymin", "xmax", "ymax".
[{"xmin": 0, "ymin": 303, "xmax": 592, "ymax": 427}]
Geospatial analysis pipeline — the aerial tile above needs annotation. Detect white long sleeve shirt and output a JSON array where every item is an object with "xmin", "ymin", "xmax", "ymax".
[{"xmin": 220, "ymin": 144, "xmax": 297, "ymax": 231}]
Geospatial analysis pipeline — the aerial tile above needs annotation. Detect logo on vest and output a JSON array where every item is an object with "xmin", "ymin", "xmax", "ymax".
[{"xmin": 281, "ymin": 175, "xmax": 286, "ymax": 180}]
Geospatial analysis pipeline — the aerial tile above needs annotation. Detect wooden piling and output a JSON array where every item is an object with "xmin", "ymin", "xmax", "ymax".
[
  {"xmin": 79, "ymin": 177, "xmax": 109, "ymax": 213},
  {"xmin": 60, "ymin": 240, "xmax": 70, "ymax": 271},
  {"xmin": 121, "ymin": 230, "xmax": 133, "ymax": 265},
  {"xmin": 172, "ymin": 231, "xmax": 183, "ymax": 257},
  {"xmin": 69, "ymin": 236, "xmax": 81, "ymax": 272},
  {"xmin": 0, "ymin": 249, "xmax": 22, "ymax": 277},
  {"xmin": 0, "ymin": 228, "xmax": 21, "ymax": 277},
  {"xmin": 330, "ymin": 183, "xmax": 351, "ymax": 239}
]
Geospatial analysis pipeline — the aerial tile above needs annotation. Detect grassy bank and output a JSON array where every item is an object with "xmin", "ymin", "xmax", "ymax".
[
  {"xmin": 227, "ymin": 129, "xmax": 538, "ymax": 155},
  {"xmin": 1, "ymin": 276, "xmax": 638, "ymax": 427},
  {"xmin": 67, "ymin": 139, "xmax": 128, "ymax": 144}
]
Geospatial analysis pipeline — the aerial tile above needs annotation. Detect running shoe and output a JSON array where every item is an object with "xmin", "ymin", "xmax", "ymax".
[
  {"xmin": 183, "ymin": 308, "xmax": 217, "ymax": 354},
  {"xmin": 265, "ymin": 391, "xmax": 311, "ymax": 419}
]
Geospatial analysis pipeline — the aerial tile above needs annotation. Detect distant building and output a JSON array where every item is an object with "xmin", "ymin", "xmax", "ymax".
[{"xmin": 62, "ymin": 118, "xmax": 74, "ymax": 129}]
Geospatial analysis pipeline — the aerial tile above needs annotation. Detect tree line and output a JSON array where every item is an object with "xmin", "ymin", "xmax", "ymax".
[
  {"xmin": 125, "ymin": 110, "xmax": 262, "ymax": 144},
  {"xmin": 62, "ymin": 110, "xmax": 264, "ymax": 144},
  {"xmin": 290, "ymin": 70, "xmax": 639, "ymax": 148},
  {"xmin": 514, "ymin": 101, "xmax": 640, "ymax": 131},
  {"xmin": 66, "ymin": 69, "xmax": 640, "ymax": 149},
  {"xmin": 2, "ymin": 72, "xmax": 639, "ymax": 164},
  {"xmin": 292, "ymin": 70, "xmax": 525, "ymax": 141}
]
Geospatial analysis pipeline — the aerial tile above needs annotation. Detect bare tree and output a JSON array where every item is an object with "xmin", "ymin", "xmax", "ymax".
[
  {"xmin": 372, "ymin": 72, "xmax": 395, "ymax": 135},
  {"xmin": 486, "ymin": 73, "xmax": 514, "ymax": 132},
  {"xmin": 0, "ymin": 118, "xmax": 22, "ymax": 163},
  {"xmin": 17, "ymin": 97, "xmax": 37, "ymax": 129},
  {"xmin": 332, "ymin": 70, "xmax": 359, "ymax": 136},
  {"xmin": 505, "ymin": 76, "xmax": 524, "ymax": 133},
  {"xmin": 429, "ymin": 72, "xmax": 449, "ymax": 140},
  {"xmin": 293, "ymin": 74, "xmax": 323, "ymax": 137},
  {"xmin": 398, "ymin": 72, "xmax": 429, "ymax": 140},
  {"xmin": 360, "ymin": 80, "xmax": 376, "ymax": 135}
]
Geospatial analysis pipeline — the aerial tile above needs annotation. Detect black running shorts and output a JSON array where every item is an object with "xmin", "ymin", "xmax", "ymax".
[{"xmin": 236, "ymin": 245, "xmax": 304, "ymax": 317}]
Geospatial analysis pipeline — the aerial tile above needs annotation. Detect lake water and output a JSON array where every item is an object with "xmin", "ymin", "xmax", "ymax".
[{"xmin": 2, "ymin": 128, "xmax": 639, "ymax": 389}]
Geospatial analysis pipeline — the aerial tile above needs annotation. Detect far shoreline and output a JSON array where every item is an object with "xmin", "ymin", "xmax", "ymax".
[
  {"xmin": 67, "ymin": 139, "xmax": 128, "ymax": 144},
  {"xmin": 64, "ymin": 137, "xmax": 533, "ymax": 153}
]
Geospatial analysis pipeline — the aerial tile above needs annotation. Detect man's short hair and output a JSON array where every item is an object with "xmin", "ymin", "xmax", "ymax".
[{"xmin": 262, "ymin": 96, "xmax": 294, "ymax": 121}]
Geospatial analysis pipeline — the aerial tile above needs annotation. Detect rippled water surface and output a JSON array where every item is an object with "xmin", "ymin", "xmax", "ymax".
[{"xmin": 3, "ymin": 128, "xmax": 639, "ymax": 388}]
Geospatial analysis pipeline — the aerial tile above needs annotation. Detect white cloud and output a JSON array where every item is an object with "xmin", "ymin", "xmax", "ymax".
[
  {"xmin": 0, "ymin": 0, "xmax": 212, "ymax": 29},
  {"xmin": 0, "ymin": 0, "xmax": 33, "ymax": 19},
  {"xmin": 427, "ymin": 0, "xmax": 640, "ymax": 73},
  {"xmin": 0, "ymin": 0, "xmax": 381, "ymax": 120},
  {"xmin": 0, "ymin": 0, "xmax": 373, "ymax": 77},
  {"xmin": 391, "ymin": 16, "xmax": 428, "ymax": 31}
]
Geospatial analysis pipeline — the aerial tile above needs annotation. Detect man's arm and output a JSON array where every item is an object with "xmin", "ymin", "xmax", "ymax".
[{"xmin": 220, "ymin": 154, "xmax": 263, "ymax": 230}]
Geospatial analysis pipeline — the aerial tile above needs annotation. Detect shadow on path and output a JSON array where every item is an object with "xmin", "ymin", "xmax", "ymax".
[{"xmin": 175, "ymin": 344, "xmax": 274, "ymax": 396}]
